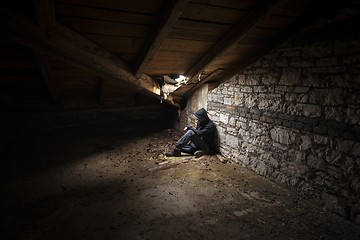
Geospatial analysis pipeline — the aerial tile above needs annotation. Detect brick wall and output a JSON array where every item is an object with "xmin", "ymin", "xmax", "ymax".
[{"xmin": 202, "ymin": 7, "xmax": 360, "ymax": 223}]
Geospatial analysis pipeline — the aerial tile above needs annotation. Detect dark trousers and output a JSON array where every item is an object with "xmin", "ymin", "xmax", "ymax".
[{"xmin": 175, "ymin": 130, "xmax": 209, "ymax": 155}]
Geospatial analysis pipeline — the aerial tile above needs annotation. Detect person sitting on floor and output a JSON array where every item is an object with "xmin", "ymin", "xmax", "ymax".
[{"xmin": 166, "ymin": 108, "xmax": 216, "ymax": 158}]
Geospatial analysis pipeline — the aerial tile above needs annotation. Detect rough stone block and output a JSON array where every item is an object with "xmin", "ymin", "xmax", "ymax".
[
  {"xmin": 238, "ymin": 122, "xmax": 248, "ymax": 130},
  {"xmin": 343, "ymin": 54, "xmax": 360, "ymax": 64},
  {"xmin": 327, "ymin": 127, "xmax": 341, "ymax": 137},
  {"xmin": 326, "ymin": 166, "xmax": 342, "ymax": 179},
  {"xmin": 291, "ymin": 121, "xmax": 304, "ymax": 130},
  {"xmin": 269, "ymin": 156, "xmax": 279, "ymax": 168},
  {"xmin": 272, "ymin": 59, "xmax": 288, "ymax": 67},
  {"xmin": 313, "ymin": 126, "xmax": 327, "ymax": 135},
  {"xmin": 244, "ymin": 96, "xmax": 257, "ymax": 108},
  {"xmin": 246, "ymin": 75, "xmax": 260, "ymax": 85},
  {"xmin": 253, "ymin": 68, "xmax": 269, "ymax": 74},
  {"xmin": 314, "ymin": 135, "xmax": 333, "ymax": 146},
  {"xmin": 345, "ymin": 108, "xmax": 360, "ymax": 125},
  {"xmin": 224, "ymin": 97, "xmax": 232, "ymax": 105},
  {"xmin": 257, "ymin": 99, "xmax": 270, "ymax": 110},
  {"xmin": 274, "ymin": 119, "xmax": 283, "ymax": 125},
  {"xmin": 306, "ymin": 66, "xmax": 347, "ymax": 74},
  {"xmin": 229, "ymin": 117, "xmax": 237, "ymax": 126},
  {"xmin": 270, "ymin": 126, "xmax": 296, "ymax": 145},
  {"xmin": 300, "ymin": 135, "xmax": 312, "ymax": 150},
  {"xmin": 237, "ymin": 153, "xmax": 250, "ymax": 165},
  {"xmin": 253, "ymin": 86, "xmax": 268, "ymax": 93},
  {"xmin": 281, "ymin": 162, "xmax": 308, "ymax": 178},
  {"xmin": 282, "ymin": 50, "xmax": 300, "ymax": 57},
  {"xmin": 303, "ymin": 44, "xmax": 332, "ymax": 58},
  {"xmin": 240, "ymin": 86, "xmax": 253, "ymax": 93},
  {"xmin": 238, "ymin": 74, "xmax": 246, "ymax": 85},
  {"xmin": 294, "ymin": 87, "xmax": 310, "ymax": 93},
  {"xmin": 279, "ymin": 113, "xmax": 296, "ymax": 121},
  {"xmin": 287, "ymin": 103, "xmax": 321, "ymax": 117},
  {"xmin": 315, "ymin": 57, "xmax": 338, "ymax": 67},
  {"xmin": 307, "ymin": 155, "xmax": 325, "ymax": 170},
  {"xmin": 252, "ymin": 114, "xmax": 260, "ymax": 120},
  {"xmin": 351, "ymin": 177, "xmax": 360, "ymax": 194},
  {"xmin": 334, "ymin": 40, "xmax": 360, "ymax": 55},
  {"xmin": 238, "ymin": 116, "xmax": 247, "ymax": 123},
  {"xmin": 342, "ymin": 130, "xmax": 357, "ymax": 141},
  {"xmin": 213, "ymin": 95, "xmax": 224, "ymax": 103},
  {"xmin": 227, "ymin": 127, "xmax": 238, "ymax": 136},
  {"xmin": 283, "ymin": 120, "xmax": 292, "ymax": 128},
  {"xmin": 342, "ymin": 156, "xmax": 355, "ymax": 173},
  {"xmin": 226, "ymin": 134, "xmax": 239, "ymax": 149},
  {"xmin": 262, "ymin": 116, "xmax": 274, "ymax": 124},
  {"xmin": 285, "ymin": 93, "xmax": 297, "ymax": 102},
  {"xmin": 255, "ymin": 161, "xmax": 268, "ymax": 175},
  {"xmin": 219, "ymin": 114, "xmax": 229, "ymax": 124},
  {"xmin": 324, "ymin": 106, "xmax": 342, "ymax": 122},
  {"xmin": 233, "ymin": 92, "xmax": 243, "ymax": 105},
  {"xmin": 290, "ymin": 61, "xmax": 314, "ymax": 68},
  {"xmin": 325, "ymin": 150, "xmax": 343, "ymax": 164},
  {"xmin": 321, "ymin": 192, "xmax": 346, "ymax": 216},
  {"xmin": 279, "ymin": 69, "xmax": 301, "ymax": 86},
  {"xmin": 275, "ymin": 85, "xmax": 294, "ymax": 92},
  {"xmin": 242, "ymin": 142, "xmax": 256, "ymax": 153},
  {"xmin": 217, "ymin": 125, "xmax": 226, "ymax": 139},
  {"xmin": 309, "ymin": 88, "xmax": 345, "ymax": 106},
  {"xmin": 351, "ymin": 142, "xmax": 360, "ymax": 156},
  {"xmin": 262, "ymin": 72, "xmax": 280, "ymax": 85}
]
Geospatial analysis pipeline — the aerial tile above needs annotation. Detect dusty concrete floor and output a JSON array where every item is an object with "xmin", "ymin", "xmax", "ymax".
[{"xmin": 1, "ymin": 125, "xmax": 360, "ymax": 240}]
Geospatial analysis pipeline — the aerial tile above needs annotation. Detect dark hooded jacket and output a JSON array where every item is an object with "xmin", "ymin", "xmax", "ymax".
[{"xmin": 189, "ymin": 108, "xmax": 216, "ymax": 148}]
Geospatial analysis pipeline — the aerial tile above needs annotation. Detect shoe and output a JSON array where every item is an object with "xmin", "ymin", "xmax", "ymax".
[
  {"xmin": 165, "ymin": 148, "xmax": 181, "ymax": 157},
  {"xmin": 194, "ymin": 150, "xmax": 205, "ymax": 158}
]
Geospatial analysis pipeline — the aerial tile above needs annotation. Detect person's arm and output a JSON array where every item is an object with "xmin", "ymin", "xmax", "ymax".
[{"xmin": 188, "ymin": 123, "xmax": 214, "ymax": 136}]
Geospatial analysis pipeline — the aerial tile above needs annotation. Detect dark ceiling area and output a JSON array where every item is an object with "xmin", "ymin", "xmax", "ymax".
[{"xmin": 0, "ymin": 0, "xmax": 347, "ymax": 111}]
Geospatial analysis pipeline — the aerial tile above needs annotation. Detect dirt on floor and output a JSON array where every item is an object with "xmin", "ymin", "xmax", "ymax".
[{"xmin": 1, "ymin": 125, "xmax": 360, "ymax": 240}]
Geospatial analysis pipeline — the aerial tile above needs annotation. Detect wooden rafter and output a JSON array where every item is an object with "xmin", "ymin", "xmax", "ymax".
[
  {"xmin": 33, "ymin": 0, "xmax": 56, "ymax": 30},
  {"xmin": 34, "ymin": 51, "xmax": 63, "ymax": 107},
  {"xmin": 206, "ymin": 0, "xmax": 342, "ymax": 86},
  {"xmin": 33, "ymin": 0, "xmax": 62, "ymax": 107},
  {"xmin": 134, "ymin": 0, "xmax": 189, "ymax": 78},
  {"xmin": 184, "ymin": 0, "xmax": 280, "ymax": 82},
  {"xmin": 0, "ymin": 9, "xmax": 179, "ymax": 107},
  {"xmin": 183, "ymin": 69, "xmax": 223, "ymax": 97}
]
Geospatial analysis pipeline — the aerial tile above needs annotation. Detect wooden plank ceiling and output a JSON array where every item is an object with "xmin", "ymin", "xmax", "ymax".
[{"xmin": 0, "ymin": 0, "xmax": 338, "ymax": 111}]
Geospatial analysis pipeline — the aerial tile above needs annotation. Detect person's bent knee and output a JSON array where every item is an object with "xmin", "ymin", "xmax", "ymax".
[
  {"xmin": 186, "ymin": 129, "xmax": 196, "ymax": 138},
  {"xmin": 187, "ymin": 129, "xmax": 196, "ymax": 135}
]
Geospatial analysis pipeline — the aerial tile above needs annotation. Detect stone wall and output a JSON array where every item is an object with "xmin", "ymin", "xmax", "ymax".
[
  {"xmin": 203, "ymin": 8, "xmax": 360, "ymax": 223},
  {"xmin": 186, "ymin": 84, "xmax": 209, "ymax": 127}
]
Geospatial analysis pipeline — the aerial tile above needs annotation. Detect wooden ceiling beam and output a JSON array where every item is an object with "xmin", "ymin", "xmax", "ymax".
[
  {"xmin": 134, "ymin": 0, "xmax": 189, "ymax": 78},
  {"xmin": 34, "ymin": 51, "xmax": 63, "ymax": 108},
  {"xmin": 184, "ymin": 0, "xmax": 280, "ymax": 81},
  {"xmin": 210, "ymin": 0, "xmax": 343, "ymax": 85},
  {"xmin": 33, "ymin": 0, "xmax": 62, "ymax": 108},
  {"xmin": 183, "ymin": 69, "xmax": 223, "ymax": 97},
  {"xmin": 33, "ymin": 0, "xmax": 56, "ymax": 30},
  {"xmin": 0, "ymin": 9, "xmax": 179, "ymax": 108}
]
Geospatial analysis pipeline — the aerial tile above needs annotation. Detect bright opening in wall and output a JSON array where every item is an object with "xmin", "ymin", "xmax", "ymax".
[{"xmin": 161, "ymin": 74, "xmax": 189, "ymax": 100}]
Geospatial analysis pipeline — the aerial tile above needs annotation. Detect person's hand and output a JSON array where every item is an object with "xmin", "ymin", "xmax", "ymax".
[{"xmin": 184, "ymin": 125, "xmax": 193, "ymax": 131}]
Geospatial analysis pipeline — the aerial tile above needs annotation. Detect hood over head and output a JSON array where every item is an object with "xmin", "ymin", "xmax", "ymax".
[{"xmin": 194, "ymin": 108, "xmax": 209, "ymax": 122}]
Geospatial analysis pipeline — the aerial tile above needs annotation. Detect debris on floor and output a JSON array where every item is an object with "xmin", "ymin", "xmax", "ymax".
[{"xmin": 1, "ymin": 126, "xmax": 360, "ymax": 240}]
